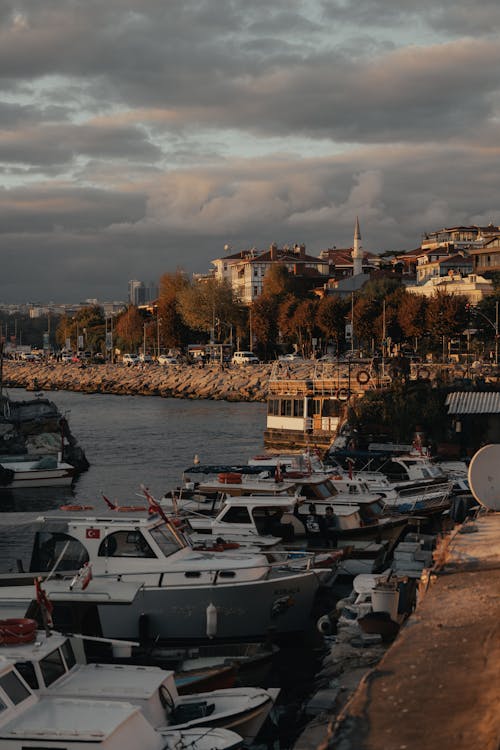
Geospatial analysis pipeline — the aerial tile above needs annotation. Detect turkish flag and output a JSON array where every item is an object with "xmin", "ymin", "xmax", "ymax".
[{"xmin": 86, "ymin": 528, "xmax": 100, "ymax": 539}]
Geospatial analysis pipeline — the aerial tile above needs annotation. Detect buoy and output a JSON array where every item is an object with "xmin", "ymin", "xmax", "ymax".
[
  {"xmin": 206, "ymin": 603, "xmax": 218, "ymax": 638},
  {"xmin": 356, "ymin": 370, "xmax": 370, "ymax": 384},
  {"xmin": 60, "ymin": 505, "xmax": 94, "ymax": 511}
]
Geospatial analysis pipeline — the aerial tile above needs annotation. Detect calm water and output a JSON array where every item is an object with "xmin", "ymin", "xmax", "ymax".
[{"xmin": 0, "ymin": 388, "xmax": 266, "ymax": 567}]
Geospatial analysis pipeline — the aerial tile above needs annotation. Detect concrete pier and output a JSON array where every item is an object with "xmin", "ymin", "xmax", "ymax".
[{"xmin": 326, "ymin": 512, "xmax": 500, "ymax": 750}]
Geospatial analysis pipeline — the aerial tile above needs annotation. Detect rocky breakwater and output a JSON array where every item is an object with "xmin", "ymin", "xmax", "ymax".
[{"xmin": 1, "ymin": 361, "xmax": 274, "ymax": 402}]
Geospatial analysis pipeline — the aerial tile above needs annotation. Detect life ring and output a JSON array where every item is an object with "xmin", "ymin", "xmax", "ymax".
[
  {"xmin": 356, "ymin": 370, "xmax": 370, "ymax": 384},
  {"xmin": 217, "ymin": 472, "xmax": 242, "ymax": 484},
  {"xmin": 338, "ymin": 388, "xmax": 350, "ymax": 401},
  {"xmin": 284, "ymin": 471, "xmax": 308, "ymax": 479},
  {"xmin": 0, "ymin": 618, "xmax": 37, "ymax": 644},
  {"xmin": 252, "ymin": 455, "xmax": 272, "ymax": 461},
  {"xmin": 417, "ymin": 368, "xmax": 430, "ymax": 380},
  {"xmin": 60, "ymin": 504, "xmax": 94, "ymax": 511}
]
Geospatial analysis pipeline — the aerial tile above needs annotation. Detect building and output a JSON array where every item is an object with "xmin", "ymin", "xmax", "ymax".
[
  {"xmin": 128, "ymin": 280, "xmax": 158, "ymax": 306},
  {"xmin": 416, "ymin": 251, "xmax": 473, "ymax": 285},
  {"xmin": 470, "ymin": 237, "xmax": 500, "ymax": 276},
  {"xmin": 211, "ymin": 243, "xmax": 329, "ymax": 304},
  {"xmin": 405, "ymin": 273, "xmax": 493, "ymax": 303}
]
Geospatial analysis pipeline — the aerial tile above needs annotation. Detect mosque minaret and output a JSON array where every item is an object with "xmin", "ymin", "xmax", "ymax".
[{"xmin": 352, "ymin": 216, "xmax": 363, "ymax": 276}]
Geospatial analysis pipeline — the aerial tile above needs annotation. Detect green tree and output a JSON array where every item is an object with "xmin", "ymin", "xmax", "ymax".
[
  {"xmin": 177, "ymin": 278, "xmax": 242, "ymax": 341},
  {"xmin": 250, "ymin": 295, "xmax": 279, "ymax": 357},
  {"xmin": 262, "ymin": 264, "xmax": 293, "ymax": 299},
  {"xmin": 316, "ymin": 296, "xmax": 348, "ymax": 354}
]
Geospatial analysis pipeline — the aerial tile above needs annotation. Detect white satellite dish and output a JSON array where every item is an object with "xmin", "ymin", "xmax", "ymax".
[{"xmin": 468, "ymin": 444, "xmax": 500, "ymax": 511}]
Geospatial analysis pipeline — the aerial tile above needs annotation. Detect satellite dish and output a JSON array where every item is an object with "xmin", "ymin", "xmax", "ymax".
[{"xmin": 468, "ymin": 444, "xmax": 500, "ymax": 511}]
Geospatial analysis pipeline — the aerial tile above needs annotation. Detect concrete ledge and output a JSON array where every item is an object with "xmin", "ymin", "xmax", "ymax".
[{"xmin": 333, "ymin": 512, "xmax": 500, "ymax": 750}]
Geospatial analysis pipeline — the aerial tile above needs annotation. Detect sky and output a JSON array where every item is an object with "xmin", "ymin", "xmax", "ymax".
[{"xmin": 2, "ymin": 0, "xmax": 500, "ymax": 304}]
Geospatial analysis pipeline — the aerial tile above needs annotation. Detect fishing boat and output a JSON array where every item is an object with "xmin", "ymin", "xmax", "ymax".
[
  {"xmin": 0, "ymin": 454, "xmax": 77, "ymax": 489},
  {"xmin": 0, "ymin": 391, "xmax": 89, "ymax": 473},
  {"xmin": 0, "ymin": 621, "xmax": 277, "ymax": 744},
  {"xmin": 0, "ymin": 508, "xmax": 322, "ymax": 644},
  {"xmin": 0, "ymin": 658, "xmax": 243, "ymax": 750}
]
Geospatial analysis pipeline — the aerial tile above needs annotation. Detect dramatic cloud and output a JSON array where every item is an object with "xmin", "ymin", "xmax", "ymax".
[{"xmin": 1, "ymin": 0, "xmax": 500, "ymax": 302}]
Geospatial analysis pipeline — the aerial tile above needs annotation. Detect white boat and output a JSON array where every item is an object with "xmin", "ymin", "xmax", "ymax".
[
  {"xmin": 0, "ymin": 454, "xmax": 77, "ymax": 489},
  {"xmin": 0, "ymin": 659, "xmax": 243, "ymax": 750},
  {"xmin": 0, "ymin": 509, "xmax": 321, "ymax": 643},
  {"xmin": 0, "ymin": 623, "xmax": 277, "ymax": 744},
  {"xmin": 186, "ymin": 494, "xmax": 395, "ymax": 577}
]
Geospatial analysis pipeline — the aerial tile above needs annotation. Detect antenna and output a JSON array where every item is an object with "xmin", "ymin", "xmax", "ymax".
[{"xmin": 467, "ymin": 444, "xmax": 500, "ymax": 511}]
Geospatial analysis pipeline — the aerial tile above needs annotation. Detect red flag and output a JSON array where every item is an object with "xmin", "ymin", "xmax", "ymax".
[{"xmin": 35, "ymin": 577, "xmax": 53, "ymax": 627}]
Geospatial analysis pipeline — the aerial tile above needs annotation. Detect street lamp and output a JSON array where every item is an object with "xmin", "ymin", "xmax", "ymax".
[{"xmin": 469, "ymin": 300, "xmax": 499, "ymax": 367}]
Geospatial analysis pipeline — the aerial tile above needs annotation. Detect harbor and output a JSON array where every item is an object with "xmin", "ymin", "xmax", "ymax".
[{"xmin": 0, "ymin": 384, "xmax": 498, "ymax": 749}]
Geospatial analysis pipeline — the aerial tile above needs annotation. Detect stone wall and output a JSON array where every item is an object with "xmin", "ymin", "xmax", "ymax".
[{"xmin": 1, "ymin": 361, "xmax": 273, "ymax": 402}]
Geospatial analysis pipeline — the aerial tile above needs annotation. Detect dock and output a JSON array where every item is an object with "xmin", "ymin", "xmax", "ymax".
[{"xmin": 324, "ymin": 511, "xmax": 500, "ymax": 750}]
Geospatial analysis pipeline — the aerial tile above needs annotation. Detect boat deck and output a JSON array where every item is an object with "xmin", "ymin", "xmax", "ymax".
[{"xmin": 333, "ymin": 511, "xmax": 500, "ymax": 750}]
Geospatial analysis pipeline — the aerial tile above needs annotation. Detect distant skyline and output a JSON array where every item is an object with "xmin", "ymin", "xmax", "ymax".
[{"xmin": 2, "ymin": 1, "xmax": 500, "ymax": 303}]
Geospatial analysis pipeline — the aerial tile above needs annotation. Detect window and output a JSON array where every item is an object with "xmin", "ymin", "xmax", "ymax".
[
  {"xmin": 280, "ymin": 399, "xmax": 292, "ymax": 417},
  {"xmin": 293, "ymin": 399, "xmax": 304, "ymax": 417},
  {"xmin": 30, "ymin": 532, "xmax": 89, "ymax": 572},
  {"xmin": 61, "ymin": 640, "xmax": 76, "ymax": 670},
  {"xmin": 0, "ymin": 670, "xmax": 31, "ymax": 705},
  {"xmin": 98, "ymin": 531, "xmax": 156, "ymax": 558},
  {"xmin": 219, "ymin": 506, "xmax": 251, "ymax": 524},
  {"xmin": 149, "ymin": 525, "xmax": 181, "ymax": 558},
  {"xmin": 13, "ymin": 662, "xmax": 38, "ymax": 690},
  {"xmin": 268, "ymin": 398, "xmax": 280, "ymax": 416},
  {"xmin": 40, "ymin": 648, "xmax": 67, "ymax": 686}
]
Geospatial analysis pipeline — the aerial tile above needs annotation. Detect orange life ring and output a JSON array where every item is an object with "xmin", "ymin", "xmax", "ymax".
[
  {"xmin": 356, "ymin": 370, "xmax": 370, "ymax": 384},
  {"xmin": 0, "ymin": 618, "xmax": 37, "ymax": 645},
  {"xmin": 217, "ymin": 472, "xmax": 242, "ymax": 484},
  {"xmin": 60, "ymin": 504, "xmax": 94, "ymax": 511}
]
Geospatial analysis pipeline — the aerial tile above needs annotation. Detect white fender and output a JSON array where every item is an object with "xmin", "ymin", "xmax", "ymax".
[{"xmin": 206, "ymin": 602, "xmax": 218, "ymax": 638}]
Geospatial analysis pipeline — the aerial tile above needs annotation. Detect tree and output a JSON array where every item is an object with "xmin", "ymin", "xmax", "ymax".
[
  {"xmin": 157, "ymin": 270, "xmax": 190, "ymax": 349},
  {"xmin": 250, "ymin": 295, "xmax": 279, "ymax": 357},
  {"xmin": 278, "ymin": 297, "xmax": 318, "ymax": 356},
  {"xmin": 55, "ymin": 305, "xmax": 105, "ymax": 352},
  {"xmin": 114, "ymin": 306, "xmax": 144, "ymax": 352},
  {"xmin": 262, "ymin": 264, "xmax": 293, "ymax": 299},
  {"xmin": 398, "ymin": 293, "xmax": 428, "ymax": 350},
  {"xmin": 316, "ymin": 296, "xmax": 348, "ymax": 354},
  {"xmin": 425, "ymin": 291, "xmax": 469, "ymax": 358},
  {"xmin": 177, "ymin": 278, "xmax": 243, "ymax": 341}
]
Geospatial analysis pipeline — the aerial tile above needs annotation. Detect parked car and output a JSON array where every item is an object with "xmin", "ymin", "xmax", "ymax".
[
  {"xmin": 279, "ymin": 353, "xmax": 303, "ymax": 361},
  {"xmin": 157, "ymin": 355, "xmax": 178, "ymax": 365},
  {"xmin": 231, "ymin": 351, "xmax": 260, "ymax": 365},
  {"xmin": 138, "ymin": 353, "xmax": 153, "ymax": 363},
  {"xmin": 122, "ymin": 353, "xmax": 139, "ymax": 365}
]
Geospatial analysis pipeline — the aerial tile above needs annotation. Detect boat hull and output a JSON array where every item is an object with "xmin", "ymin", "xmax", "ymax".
[{"xmin": 37, "ymin": 571, "xmax": 320, "ymax": 644}]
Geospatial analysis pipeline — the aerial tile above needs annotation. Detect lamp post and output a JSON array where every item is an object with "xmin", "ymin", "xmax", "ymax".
[{"xmin": 469, "ymin": 301, "xmax": 499, "ymax": 367}]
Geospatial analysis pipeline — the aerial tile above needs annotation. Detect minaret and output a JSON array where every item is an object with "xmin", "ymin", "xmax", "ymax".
[{"xmin": 352, "ymin": 216, "xmax": 363, "ymax": 276}]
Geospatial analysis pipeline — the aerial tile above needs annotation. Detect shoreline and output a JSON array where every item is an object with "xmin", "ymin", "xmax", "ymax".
[{"xmin": 1, "ymin": 361, "xmax": 273, "ymax": 402}]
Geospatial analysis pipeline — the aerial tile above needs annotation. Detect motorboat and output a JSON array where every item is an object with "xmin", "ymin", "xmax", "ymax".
[
  {"xmin": 186, "ymin": 494, "xmax": 398, "ymax": 578},
  {"xmin": 0, "ymin": 658, "xmax": 243, "ymax": 750},
  {"xmin": 0, "ymin": 454, "xmax": 77, "ymax": 489},
  {"xmin": 0, "ymin": 509, "xmax": 322, "ymax": 644},
  {"xmin": 0, "ymin": 622, "xmax": 277, "ymax": 744},
  {"xmin": 0, "ymin": 392, "xmax": 89, "ymax": 473}
]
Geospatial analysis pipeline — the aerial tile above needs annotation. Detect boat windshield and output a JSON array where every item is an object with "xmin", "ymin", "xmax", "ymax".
[
  {"xmin": 30, "ymin": 532, "xmax": 89, "ymax": 572},
  {"xmin": 149, "ymin": 524, "xmax": 182, "ymax": 557}
]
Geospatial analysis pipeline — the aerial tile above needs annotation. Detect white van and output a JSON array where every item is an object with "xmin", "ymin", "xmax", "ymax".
[{"xmin": 231, "ymin": 351, "xmax": 260, "ymax": 365}]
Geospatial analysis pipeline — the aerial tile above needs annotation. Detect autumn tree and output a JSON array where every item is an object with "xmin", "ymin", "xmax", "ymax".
[
  {"xmin": 262, "ymin": 264, "xmax": 293, "ymax": 299},
  {"xmin": 177, "ymin": 278, "xmax": 243, "ymax": 341},
  {"xmin": 157, "ymin": 270, "xmax": 191, "ymax": 349},
  {"xmin": 397, "ymin": 293, "xmax": 428, "ymax": 351},
  {"xmin": 425, "ymin": 291, "xmax": 469, "ymax": 358},
  {"xmin": 114, "ymin": 306, "xmax": 145, "ymax": 352}
]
